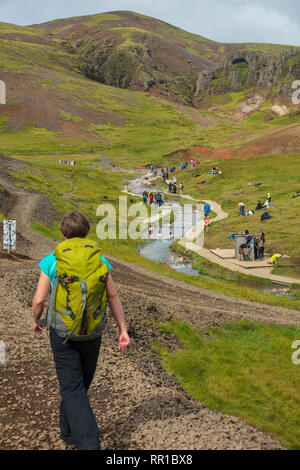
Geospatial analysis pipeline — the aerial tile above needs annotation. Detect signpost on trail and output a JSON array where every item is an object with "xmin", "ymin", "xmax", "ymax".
[{"xmin": 3, "ymin": 220, "xmax": 16, "ymax": 254}]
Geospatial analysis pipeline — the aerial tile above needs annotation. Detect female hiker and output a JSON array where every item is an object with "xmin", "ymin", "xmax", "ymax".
[{"xmin": 32, "ymin": 211, "xmax": 130, "ymax": 451}]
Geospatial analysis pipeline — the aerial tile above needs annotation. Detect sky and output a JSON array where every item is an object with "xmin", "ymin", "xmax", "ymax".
[{"xmin": 1, "ymin": 0, "xmax": 300, "ymax": 46}]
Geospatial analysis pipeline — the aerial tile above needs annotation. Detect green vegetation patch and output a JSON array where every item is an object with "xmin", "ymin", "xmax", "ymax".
[
  {"xmin": 157, "ymin": 318, "xmax": 300, "ymax": 449},
  {"xmin": 177, "ymin": 152, "xmax": 300, "ymax": 277}
]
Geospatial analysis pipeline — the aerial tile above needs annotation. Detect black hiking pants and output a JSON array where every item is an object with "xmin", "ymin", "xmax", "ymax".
[{"xmin": 50, "ymin": 327, "xmax": 102, "ymax": 450}]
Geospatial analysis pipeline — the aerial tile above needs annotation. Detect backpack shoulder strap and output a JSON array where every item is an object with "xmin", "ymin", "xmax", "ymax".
[{"xmin": 47, "ymin": 275, "xmax": 59, "ymax": 327}]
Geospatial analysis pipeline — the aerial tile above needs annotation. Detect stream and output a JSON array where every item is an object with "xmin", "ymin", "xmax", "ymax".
[{"xmin": 128, "ymin": 176, "xmax": 203, "ymax": 276}]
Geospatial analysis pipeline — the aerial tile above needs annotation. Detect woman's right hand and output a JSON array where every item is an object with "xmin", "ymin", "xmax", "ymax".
[
  {"xmin": 118, "ymin": 331, "xmax": 130, "ymax": 351},
  {"xmin": 32, "ymin": 321, "xmax": 43, "ymax": 335}
]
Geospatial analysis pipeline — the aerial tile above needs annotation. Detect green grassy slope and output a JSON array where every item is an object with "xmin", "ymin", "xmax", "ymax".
[
  {"xmin": 0, "ymin": 20, "xmax": 205, "ymax": 160},
  {"xmin": 36, "ymin": 11, "xmax": 299, "ymax": 62},
  {"xmin": 158, "ymin": 319, "xmax": 300, "ymax": 449},
  {"xmin": 170, "ymin": 152, "xmax": 300, "ymax": 278}
]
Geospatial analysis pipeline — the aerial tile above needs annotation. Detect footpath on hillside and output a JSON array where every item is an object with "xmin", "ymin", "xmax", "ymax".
[{"xmin": 155, "ymin": 174, "xmax": 300, "ymax": 286}]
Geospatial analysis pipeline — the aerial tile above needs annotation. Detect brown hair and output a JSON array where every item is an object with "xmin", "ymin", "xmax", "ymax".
[{"xmin": 61, "ymin": 211, "xmax": 90, "ymax": 239}]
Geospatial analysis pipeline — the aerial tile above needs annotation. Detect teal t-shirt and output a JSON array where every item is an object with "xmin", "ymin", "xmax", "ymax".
[{"xmin": 38, "ymin": 252, "xmax": 112, "ymax": 286}]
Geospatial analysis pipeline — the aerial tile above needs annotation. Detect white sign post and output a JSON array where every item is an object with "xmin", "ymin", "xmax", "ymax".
[{"xmin": 3, "ymin": 220, "xmax": 16, "ymax": 254}]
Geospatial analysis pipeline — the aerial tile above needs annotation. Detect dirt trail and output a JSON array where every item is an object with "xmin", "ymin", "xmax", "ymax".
[
  {"xmin": 0, "ymin": 154, "xmax": 296, "ymax": 450},
  {"xmin": 0, "ymin": 154, "xmax": 58, "ymax": 258}
]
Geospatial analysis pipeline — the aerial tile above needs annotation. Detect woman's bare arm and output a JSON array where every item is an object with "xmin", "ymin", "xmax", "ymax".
[
  {"xmin": 32, "ymin": 271, "xmax": 51, "ymax": 334},
  {"xmin": 106, "ymin": 274, "xmax": 130, "ymax": 351}
]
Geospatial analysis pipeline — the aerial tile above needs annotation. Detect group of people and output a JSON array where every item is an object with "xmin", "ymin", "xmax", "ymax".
[
  {"xmin": 168, "ymin": 180, "xmax": 184, "ymax": 194},
  {"xmin": 143, "ymin": 190, "xmax": 164, "ymax": 207},
  {"xmin": 239, "ymin": 193, "xmax": 273, "ymax": 221},
  {"xmin": 181, "ymin": 160, "xmax": 196, "ymax": 169},
  {"xmin": 148, "ymin": 225, "xmax": 174, "ymax": 240},
  {"xmin": 238, "ymin": 229, "xmax": 265, "ymax": 261}
]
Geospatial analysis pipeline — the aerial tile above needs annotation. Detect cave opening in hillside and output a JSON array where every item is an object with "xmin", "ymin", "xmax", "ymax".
[{"xmin": 232, "ymin": 58, "xmax": 249, "ymax": 66}]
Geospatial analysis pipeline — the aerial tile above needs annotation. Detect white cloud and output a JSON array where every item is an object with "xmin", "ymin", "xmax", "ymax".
[{"xmin": 210, "ymin": 2, "xmax": 300, "ymax": 44}]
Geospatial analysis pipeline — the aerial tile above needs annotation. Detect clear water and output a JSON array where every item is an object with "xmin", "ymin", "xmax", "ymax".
[{"xmin": 130, "ymin": 177, "xmax": 201, "ymax": 276}]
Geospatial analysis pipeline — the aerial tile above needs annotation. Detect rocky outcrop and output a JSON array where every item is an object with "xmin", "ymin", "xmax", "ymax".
[
  {"xmin": 80, "ymin": 38, "xmax": 157, "ymax": 90},
  {"xmin": 194, "ymin": 48, "xmax": 300, "ymax": 105},
  {"xmin": 79, "ymin": 36, "xmax": 199, "ymax": 104}
]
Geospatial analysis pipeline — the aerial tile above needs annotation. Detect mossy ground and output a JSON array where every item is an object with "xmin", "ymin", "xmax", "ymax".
[{"xmin": 157, "ymin": 319, "xmax": 300, "ymax": 449}]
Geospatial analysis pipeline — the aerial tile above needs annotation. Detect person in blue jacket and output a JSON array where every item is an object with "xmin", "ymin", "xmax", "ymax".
[{"xmin": 204, "ymin": 203, "xmax": 211, "ymax": 217}]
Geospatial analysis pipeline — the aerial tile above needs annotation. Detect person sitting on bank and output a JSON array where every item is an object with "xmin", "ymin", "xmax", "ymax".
[
  {"xmin": 261, "ymin": 210, "xmax": 271, "ymax": 221},
  {"xmin": 255, "ymin": 200, "xmax": 263, "ymax": 211}
]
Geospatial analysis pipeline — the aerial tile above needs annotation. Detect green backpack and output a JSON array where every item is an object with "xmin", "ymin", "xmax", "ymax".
[{"xmin": 47, "ymin": 238, "xmax": 109, "ymax": 343}]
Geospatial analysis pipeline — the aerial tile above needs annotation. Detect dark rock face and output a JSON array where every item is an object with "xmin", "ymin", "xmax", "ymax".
[
  {"xmin": 77, "ymin": 34, "xmax": 203, "ymax": 104},
  {"xmin": 81, "ymin": 38, "xmax": 157, "ymax": 90},
  {"xmin": 194, "ymin": 48, "xmax": 300, "ymax": 104}
]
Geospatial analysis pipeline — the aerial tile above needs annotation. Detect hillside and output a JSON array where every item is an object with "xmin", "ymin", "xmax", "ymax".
[
  {"xmin": 32, "ymin": 10, "xmax": 221, "ymax": 104},
  {"xmin": 194, "ymin": 48, "xmax": 300, "ymax": 106},
  {"xmin": 0, "ymin": 19, "xmax": 204, "ymax": 163},
  {"xmin": 1, "ymin": 12, "xmax": 300, "ymax": 451},
  {"xmin": 0, "ymin": 11, "xmax": 299, "ymax": 164},
  {"xmin": 31, "ymin": 11, "xmax": 300, "ymax": 105}
]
